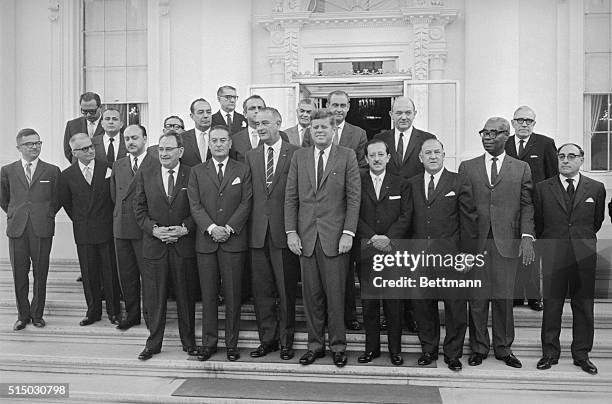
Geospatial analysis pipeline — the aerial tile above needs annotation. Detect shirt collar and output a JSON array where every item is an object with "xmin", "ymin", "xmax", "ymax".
[
  {"xmin": 516, "ymin": 135, "xmax": 530, "ymax": 147},
  {"xmin": 104, "ymin": 133, "xmax": 120, "ymax": 141},
  {"xmin": 424, "ymin": 168, "xmax": 444, "ymax": 184},
  {"xmin": 162, "ymin": 162, "xmax": 180, "ymax": 175},
  {"xmin": 369, "ymin": 169, "xmax": 386, "ymax": 183},
  {"xmin": 560, "ymin": 172, "xmax": 580, "ymax": 187},
  {"xmin": 130, "ymin": 150, "xmax": 146, "ymax": 163},
  {"xmin": 395, "ymin": 126, "xmax": 413, "ymax": 137},
  {"xmin": 212, "ymin": 156, "xmax": 229, "ymax": 168},
  {"xmin": 21, "ymin": 158, "xmax": 39, "ymax": 169},
  {"xmin": 314, "ymin": 143, "xmax": 333, "ymax": 157},
  {"xmin": 266, "ymin": 138, "xmax": 282, "ymax": 153},
  {"xmin": 79, "ymin": 159, "xmax": 95, "ymax": 172},
  {"xmin": 485, "ymin": 151, "xmax": 506, "ymax": 164},
  {"xmin": 195, "ymin": 127, "xmax": 209, "ymax": 138}
]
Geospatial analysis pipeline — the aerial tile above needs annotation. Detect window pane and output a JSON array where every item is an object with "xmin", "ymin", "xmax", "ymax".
[
  {"xmin": 105, "ymin": 67, "xmax": 127, "ymax": 102},
  {"xmin": 585, "ymin": 53, "xmax": 612, "ymax": 92},
  {"xmin": 585, "ymin": 0, "xmax": 611, "ymax": 13},
  {"xmin": 84, "ymin": 32, "xmax": 105, "ymax": 66},
  {"xmin": 84, "ymin": 0, "xmax": 104, "ymax": 31},
  {"xmin": 104, "ymin": 0, "xmax": 127, "ymax": 31},
  {"xmin": 591, "ymin": 132, "xmax": 609, "ymax": 170},
  {"xmin": 126, "ymin": 0, "xmax": 147, "ymax": 30},
  {"xmin": 585, "ymin": 13, "xmax": 611, "ymax": 53},
  {"xmin": 105, "ymin": 31, "xmax": 127, "ymax": 66},
  {"xmin": 126, "ymin": 66, "xmax": 147, "ymax": 102},
  {"xmin": 126, "ymin": 31, "xmax": 147, "ymax": 66},
  {"xmin": 85, "ymin": 67, "xmax": 105, "ymax": 95}
]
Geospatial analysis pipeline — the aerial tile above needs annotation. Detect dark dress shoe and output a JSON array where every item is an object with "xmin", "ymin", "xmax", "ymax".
[
  {"xmin": 513, "ymin": 299, "xmax": 524, "ymax": 307},
  {"xmin": 574, "ymin": 358, "xmax": 598, "ymax": 375},
  {"xmin": 197, "ymin": 347, "xmax": 217, "ymax": 361},
  {"xmin": 226, "ymin": 348, "xmax": 240, "ymax": 361},
  {"xmin": 32, "ymin": 318, "xmax": 45, "ymax": 328},
  {"xmin": 217, "ymin": 294, "xmax": 224, "ymax": 306},
  {"xmin": 76, "ymin": 275, "xmax": 82, "ymax": 282},
  {"xmin": 445, "ymin": 357, "xmax": 462, "ymax": 371},
  {"xmin": 357, "ymin": 351, "xmax": 380, "ymax": 363},
  {"xmin": 13, "ymin": 319, "xmax": 29, "ymax": 331},
  {"xmin": 79, "ymin": 317, "xmax": 99, "ymax": 326},
  {"xmin": 536, "ymin": 356, "xmax": 558, "ymax": 370},
  {"xmin": 345, "ymin": 320, "xmax": 362, "ymax": 331},
  {"xmin": 468, "ymin": 352, "xmax": 485, "ymax": 366},
  {"xmin": 333, "ymin": 351, "xmax": 347, "ymax": 368},
  {"xmin": 405, "ymin": 314, "xmax": 419, "ymax": 333},
  {"xmin": 138, "ymin": 347, "xmax": 160, "ymax": 360},
  {"xmin": 299, "ymin": 350, "xmax": 325, "ymax": 365},
  {"xmin": 418, "ymin": 352, "xmax": 439, "ymax": 366},
  {"xmin": 390, "ymin": 353, "xmax": 404, "ymax": 366},
  {"xmin": 380, "ymin": 318, "xmax": 388, "ymax": 331},
  {"xmin": 250, "ymin": 342, "xmax": 280, "ymax": 358},
  {"xmin": 109, "ymin": 315, "xmax": 120, "ymax": 325},
  {"xmin": 116, "ymin": 319, "xmax": 140, "ymax": 330},
  {"xmin": 528, "ymin": 299, "xmax": 543, "ymax": 311},
  {"xmin": 280, "ymin": 347, "xmax": 294, "ymax": 360},
  {"xmin": 183, "ymin": 346, "xmax": 200, "ymax": 356},
  {"xmin": 497, "ymin": 353, "xmax": 522, "ymax": 368}
]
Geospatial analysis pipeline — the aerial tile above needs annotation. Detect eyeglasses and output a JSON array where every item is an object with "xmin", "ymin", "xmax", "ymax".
[
  {"xmin": 72, "ymin": 144, "xmax": 95, "ymax": 152},
  {"xmin": 81, "ymin": 109, "xmax": 99, "ymax": 116},
  {"xmin": 219, "ymin": 95, "xmax": 238, "ymax": 101},
  {"xmin": 158, "ymin": 146, "xmax": 181, "ymax": 153},
  {"xmin": 164, "ymin": 124, "xmax": 184, "ymax": 130},
  {"xmin": 514, "ymin": 118, "xmax": 535, "ymax": 125},
  {"xmin": 558, "ymin": 153, "xmax": 581, "ymax": 161},
  {"xmin": 478, "ymin": 129, "xmax": 508, "ymax": 139},
  {"xmin": 19, "ymin": 141, "xmax": 43, "ymax": 148}
]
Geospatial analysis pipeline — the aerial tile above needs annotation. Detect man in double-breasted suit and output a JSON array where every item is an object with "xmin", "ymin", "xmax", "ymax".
[
  {"xmin": 505, "ymin": 106, "xmax": 558, "ymax": 311},
  {"xmin": 110, "ymin": 124, "xmax": 156, "ymax": 330},
  {"xmin": 188, "ymin": 125, "xmax": 252, "ymax": 362},
  {"xmin": 180, "ymin": 98, "xmax": 213, "ymax": 167},
  {"xmin": 458, "ymin": 117, "xmax": 535, "ymax": 369},
  {"xmin": 63, "ymin": 92, "xmax": 104, "ymax": 163},
  {"xmin": 245, "ymin": 108, "xmax": 300, "ymax": 361},
  {"xmin": 133, "ymin": 131, "xmax": 198, "ymax": 360},
  {"xmin": 92, "ymin": 108, "xmax": 127, "ymax": 168},
  {"xmin": 211, "ymin": 85, "xmax": 247, "ymax": 134},
  {"xmin": 356, "ymin": 139, "xmax": 411, "ymax": 366},
  {"xmin": 60, "ymin": 133, "xmax": 121, "ymax": 327},
  {"xmin": 408, "ymin": 139, "xmax": 478, "ymax": 371},
  {"xmin": 285, "ymin": 108, "xmax": 361, "ymax": 367},
  {"xmin": 1, "ymin": 129, "xmax": 61, "ymax": 330},
  {"xmin": 284, "ymin": 98, "xmax": 314, "ymax": 147},
  {"xmin": 534, "ymin": 143, "xmax": 605, "ymax": 375}
]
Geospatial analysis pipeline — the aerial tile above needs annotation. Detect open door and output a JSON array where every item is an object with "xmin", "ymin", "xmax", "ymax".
[{"xmin": 248, "ymin": 84, "xmax": 301, "ymax": 130}]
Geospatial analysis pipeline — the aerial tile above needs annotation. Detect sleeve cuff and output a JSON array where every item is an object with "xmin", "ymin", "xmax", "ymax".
[
  {"xmin": 342, "ymin": 230, "xmax": 355, "ymax": 237},
  {"xmin": 521, "ymin": 234, "xmax": 535, "ymax": 241},
  {"xmin": 206, "ymin": 224, "xmax": 216, "ymax": 235}
]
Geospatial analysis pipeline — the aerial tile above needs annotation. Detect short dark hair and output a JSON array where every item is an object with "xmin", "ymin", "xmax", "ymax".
[
  {"xmin": 242, "ymin": 95, "xmax": 266, "ymax": 112},
  {"xmin": 209, "ymin": 125, "xmax": 231, "ymax": 136},
  {"xmin": 189, "ymin": 98, "xmax": 210, "ymax": 114},
  {"xmin": 102, "ymin": 107, "xmax": 122, "ymax": 119},
  {"xmin": 420, "ymin": 138, "xmax": 445, "ymax": 152},
  {"xmin": 365, "ymin": 138, "xmax": 390, "ymax": 155},
  {"xmin": 259, "ymin": 107, "xmax": 282, "ymax": 124},
  {"xmin": 125, "ymin": 124, "xmax": 147, "ymax": 138},
  {"xmin": 297, "ymin": 98, "xmax": 315, "ymax": 108},
  {"xmin": 557, "ymin": 143, "xmax": 584, "ymax": 157},
  {"xmin": 163, "ymin": 115, "xmax": 185, "ymax": 128},
  {"xmin": 310, "ymin": 108, "xmax": 336, "ymax": 127},
  {"xmin": 16, "ymin": 128, "xmax": 39, "ymax": 144},
  {"xmin": 79, "ymin": 92, "xmax": 101, "ymax": 107},
  {"xmin": 327, "ymin": 90, "xmax": 350, "ymax": 103},
  {"xmin": 217, "ymin": 85, "xmax": 237, "ymax": 97},
  {"xmin": 159, "ymin": 130, "xmax": 184, "ymax": 148}
]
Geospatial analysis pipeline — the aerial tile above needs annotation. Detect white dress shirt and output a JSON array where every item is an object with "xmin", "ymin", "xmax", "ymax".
[
  {"xmin": 103, "ymin": 133, "xmax": 120, "ymax": 161},
  {"xmin": 484, "ymin": 151, "xmax": 506, "ymax": 185},
  {"xmin": 515, "ymin": 135, "xmax": 530, "ymax": 153},
  {"xmin": 560, "ymin": 173, "xmax": 580, "ymax": 190},
  {"xmin": 336, "ymin": 121, "xmax": 345, "ymax": 143},
  {"xmin": 370, "ymin": 170, "xmax": 386, "ymax": 199},
  {"xmin": 87, "ymin": 118, "xmax": 100, "ymax": 138},
  {"xmin": 161, "ymin": 162, "xmax": 180, "ymax": 196},
  {"xmin": 130, "ymin": 150, "xmax": 146, "ymax": 171},
  {"xmin": 314, "ymin": 144, "xmax": 332, "ymax": 181},
  {"xmin": 395, "ymin": 126, "xmax": 413, "ymax": 158},
  {"xmin": 423, "ymin": 168, "xmax": 444, "ymax": 197}
]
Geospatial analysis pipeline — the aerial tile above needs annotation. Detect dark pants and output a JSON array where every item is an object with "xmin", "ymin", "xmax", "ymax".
[
  {"xmin": 513, "ymin": 251, "xmax": 542, "ymax": 301},
  {"xmin": 541, "ymin": 243, "xmax": 595, "ymax": 360},
  {"xmin": 300, "ymin": 236, "xmax": 348, "ymax": 353},
  {"xmin": 142, "ymin": 248, "xmax": 196, "ymax": 351},
  {"xmin": 8, "ymin": 219, "xmax": 52, "ymax": 321},
  {"xmin": 198, "ymin": 249, "xmax": 244, "ymax": 349},
  {"xmin": 344, "ymin": 248, "xmax": 359, "ymax": 325},
  {"xmin": 114, "ymin": 238, "xmax": 144, "ymax": 323},
  {"xmin": 414, "ymin": 299, "xmax": 467, "ymax": 359},
  {"xmin": 76, "ymin": 241, "xmax": 121, "ymax": 320},
  {"xmin": 362, "ymin": 298, "xmax": 402, "ymax": 354},
  {"xmin": 251, "ymin": 231, "xmax": 298, "ymax": 348}
]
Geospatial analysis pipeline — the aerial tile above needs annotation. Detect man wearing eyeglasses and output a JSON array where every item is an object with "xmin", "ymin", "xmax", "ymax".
[
  {"xmin": 211, "ymin": 85, "xmax": 247, "ymax": 134},
  {"xmin": 505, "ymin": 106, "xmax": 558, "ymax": 312},
  {"xmin": 458, "ymin": 117, "xmax": 535, "ymax": 369},
  {"xmin": 63, "ymin": 92, "xmax": 104, "ymax": 163},
  {"xmin": 534, "ymin": 144, "xmax": 605, "ymax": 375},
  {"xmin": 1, "ymin": 129, "xmax": 61, "ymax": 331},
  {"xmin": 181, "ymin": 99, "xmax": 213, "ymax": 167},
  {"xmin": 162, "ymin": 116, "xmax": 185, "ymax": 134}
]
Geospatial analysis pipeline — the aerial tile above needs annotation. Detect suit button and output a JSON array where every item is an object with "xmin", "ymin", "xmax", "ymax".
[
  {"xmin": 219, "ymin": 193, "xmax": 223, "ymax": 197},
  {"xmin": 427, "ymin": 236, "xmax": 431, "ymax": 239},
  {"xmin": 376, "ymin": 220, "xmax": 380, "ymax": 223},
  {"xmin": 568, "ymin": 223, "xmax": 572, "ymax": 227},
  {"xmin": 427, "ymin": 206, "xmax": 431, "ymax": 209},
  {"xmin": 219, "ymin": 208, "xmax": 223, "ymax": 212}
]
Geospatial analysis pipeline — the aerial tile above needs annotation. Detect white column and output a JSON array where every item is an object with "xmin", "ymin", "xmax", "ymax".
[{"xmin": 0, "ymin": 0, "xmax": 16, "ymax": 167}]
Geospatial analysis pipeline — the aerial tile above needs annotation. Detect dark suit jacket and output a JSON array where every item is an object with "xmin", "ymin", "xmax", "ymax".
[
  {"xmin": 63, "ymin": 117, "xmax": 104, "ymax": 162},
  {"xmin": 1, "ymin": 160, "xmax": 61, "ymax": 238},
  {"xmin": 110, "ymin": 153, "xmax": 157, "ymax": 239},
  {"xmin": 304, "ymin": 122, "xmax": 368, "ymax": 168},
  {"xmin": 407, "ymin": 169, "xmax": 479, "ymax": 254},
  {"xmin": 285, "ymin": 145, "xmax": 361, "ymax": 257},
  {"xmin": 284, "ymin": 125, "xmax": 309, "ymax": 147},
  {"xmin": 505, "ymin": 133, "xmax": 558, "ymax": 184},
  {"xmin": 133, "ymin": 163, "xmax": 196, "ymax": 260},
  {"xmin": 211, "ymin": 110, "xmax": 247, "ymax": 134},
  {"xmin": 246, "ymin": 141, "xmax": 299, "ymax": 249},
  {"xmin": 374, "ymin": 128, "xmax": 436, "ymax": 179},
  {"xmin": 92, "ymin": 134, "xmax": 127, "ymax": 168},
  {"xmin": 59, "ymin": 159, "xmax": 114, "ymax": 245},
  {"xmin": 180, "ymin": 129, "xmax": 211, "ymax": 167},
  {"xmin": 458, "ymin": 154, "xmax": 535, "ymax": 257},
  {"xmin": 187, "ymin": 158, "xmax": 252, "ymax": 253},
  {"xmin": 230, "ymin": 128, "xmax": 290, "ymax": 163}
]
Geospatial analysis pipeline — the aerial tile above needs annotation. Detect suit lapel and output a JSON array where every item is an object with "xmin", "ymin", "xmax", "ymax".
[
  {"xmin": 492, "ymin": 155, "xmax": 509, "ymax": 187},
  {"xmin": 306, "ymin": 146, "xmax": 317, "ymax": 192},
  {"xmin": 477, "ymin": 155, "xmax": 491, "ymax": 189},
  {"xmin": 319, "ymin": 145, "xmax": 337, "ymax": 188},
  {"xmin": 572, "ymin": 176, "xmax": 589, "ymax": 210},
  {"xmin": 364, "ymin": 174, "xmax": 378, "ymax": 203},
  {"xmin": 550, "ymin": 178, "xmax": 568, "ymax": 213},
  {"xmin": 256, "ymin": 146, "xmax": 267, "ymax": 192},
  {"xmin": 169, "ymin": 165, "xmax": 188, "ymax": 205},
  {"xmin": 12, "ymin": 161, "xmax": 29, "ymax": 189},
  {"xmin": 219, "ymin": 159, "xmax": 234, "ymax": 192},
  {"xmin": 30, "ymin": 160, "xmax": 46, "ymax": 185},
  {"xmin": 88, "ymin": 162, "xmax": 105, "ymax": 211},
  {"xmin": 428, "ymin": 169, "xmax": 450, "ymax": 204},
  {"xmin": 205, "ymin": 160, "xmax": 221, "ymax": 189},
  {"xmin": 268, "ymin": 142, "xmax": 289, "ymax": 194},
  {"xmin": 378, "ymin": 172, "xmax": 392, "ymax": 201},
  {"xmin": 339, "ymin": 124, "xmax": 351, "ymax": 148},
  {"xmin": 403, "ymin": 130, "xmax": 420, "ymax": 164},
  {"xmin": 154, "ymin": 166, "xmax": 168, "ymax": 204},
  {"xmin": 520, "ymin": 135, "xmax": 536, "ymax": 159}
]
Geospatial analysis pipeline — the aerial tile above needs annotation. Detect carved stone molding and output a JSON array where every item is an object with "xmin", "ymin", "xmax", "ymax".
[{"xmin": 48, "ymin": 0, "xmax": 60, "ymax": 22}]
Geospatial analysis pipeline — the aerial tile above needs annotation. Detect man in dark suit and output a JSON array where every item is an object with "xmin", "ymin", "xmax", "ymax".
[
  {"xmin": 284, "ymin": 98, "xmax": 314, "ymax": 147},
  {"xmin": 163, "ymin": 116, "xmax": 185, "ymax": 134},
  {"xmin": 63, "ymin": 92, "xmax": 104, "ymax": 163},
  {"xmin": 133, "ymin": 131, "xmax": 198, "ymax": 360},
  {"xmin": 356, "ymin": 139, "xmax": 411, "ymax": 366},
  {"xmin": 285, "ymin": 108, "xmax": 361, "ymax": 367},
  {"xmin": 245, "ymin": 108, "xmax": 300, "ymax": 361},
  {"xmin": 110, "ymin": 124, "xmax": 155, "ymax": 330},
  {"xmin": 181, "ymin": 98, "xmax": 213, "ymax": 167},
  {"xmin": 59, "ymin": 133, "xmax": 121, "ymax": 327},
  {"xmin": 506, "ymin": 106, "xmax": 558, "ymax": 311},
  {"xmin": 534, "ymin": 143, "xmax": 605, "ymax": 375},
  {"xmin": 408, "ymin": 139, "xmax": 479, "ymax": 371},
  {"xmin": 458, "ymin": 117, "xmax": 535, "ymax": 369},
  {"xmin": 211, "ymin": 85, "xmax": 247, "ymax": 134},
  {"xmin": 374, "ymin": 96, "xmax": 436, "ymax": 333},
  {"xmin": 188, "ymin": 125, "xmax": 252, "ymax": 362},
  {"xmin": 92, "ymin": 108, "xmax": 127, "ymax": 168},
  {"xmin": 1, "ymin": 129, "xmax": 61, "ymax": 330}
]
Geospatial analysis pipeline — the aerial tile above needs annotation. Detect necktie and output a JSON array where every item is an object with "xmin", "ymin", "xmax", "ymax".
[
  {"xmin": 167, "ymin": 169, "xmax": 175, "ymax": 200},
  {"xmin": 490, "ymin": 157, "xmax": 498, "ymax": 185},
  {"xmin": 88, "ymin": 122, "xmax": 95, "ymax": 138},
  {"xmin": 518, "ymin": 139, "xmax": 525, "ymax": 156},
  {"xmin": 251, "ymin": 132, "xmax": 259, "ymax": 149},
  {"xmin": 84, "ymin": 166, "xmax": 92, "ymax": 185},
  {"xmin": 332, "ymin": 127, "xmax": 339, "ymax": 145},
  {"xmin": 25, "ymin": 162, "xmax": 32, "ymax": 186},
  {"xmin": 374, "ymin": 176, "xmax": 381, "ymax": 199},
  {"xmin": 226, "ymin": 113, "xmax": 233, "ymax": 129},
  {"xmin": 266, "ymin": 147, "xmax": 274, "ymax": 189},
  {"xmin": 132, "ymin": 157, "xmax": 138, "ymax": 175},
  {"xmin": 299, "ymin": 127, "xmax": 304, "ymax": 145},
  {"xmin": 107, "ymin": 137, "xmax": 115, "ymax": 163},
  {"xmin": 427, "ymin": 174, "xmax": 435, "ymax": 202},
  {"xmin": 316, "ymin": 150, "xmax": 324, "ymax": 189},
  {"xmin": 397, "ymin": 132, "xmax": 405, "ymax": 162},
  {"xmin": 199, "ymin": 132, "xmax": 207, "ymax": 162},
  {"xmin": 566, "ymin": 178, "xmax": 575, "ymax": 200},
  {"xmin": 217, "ymin": 163, "xmax": 224, "ymax": 184}
]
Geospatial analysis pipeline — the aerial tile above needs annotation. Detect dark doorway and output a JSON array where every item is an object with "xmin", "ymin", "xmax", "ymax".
[{"xmin": 322, "ymin": 97, "xmax": 392, "ymax": 139}]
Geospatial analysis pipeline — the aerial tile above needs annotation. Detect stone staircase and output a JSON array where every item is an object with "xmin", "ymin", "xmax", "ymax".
[{"xmin": 1, "ymin": 260, "xmax": 612, "ymax": 403}]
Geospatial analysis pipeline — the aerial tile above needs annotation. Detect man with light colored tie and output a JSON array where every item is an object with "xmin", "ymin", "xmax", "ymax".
[{"xmin": 180, "ymin": 98, "xmax": 213, "ymax": 167}]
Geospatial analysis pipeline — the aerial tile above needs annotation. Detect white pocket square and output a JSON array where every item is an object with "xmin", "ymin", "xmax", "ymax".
[
  {"xmin": 445, "ymin": 191, "xmax": 456, "ymax": 197},
  {"xmin": 181, "ymin": 187, "xmax": 187, "ymax": 191},
  {"xmin": 389, "ymin": 195, "xmax": 401, "ymax": 200},
  {"xmin": 530, "ymin": 155, "xmax": 538, "ymax": 158},
  {"xmin": 105, "ymin": 168, "xmax": 112, "ymax": 179},
  {"xmin": 39, "ymin": 180, "xmax": 50, "ymax": 183},
  {"xmin": 585, "ymin": 197, "xmax": 594, "ymax": 203},
  {"xmin": 231, "ymin": 177, "xmax": 241, "ymax": 185}
]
